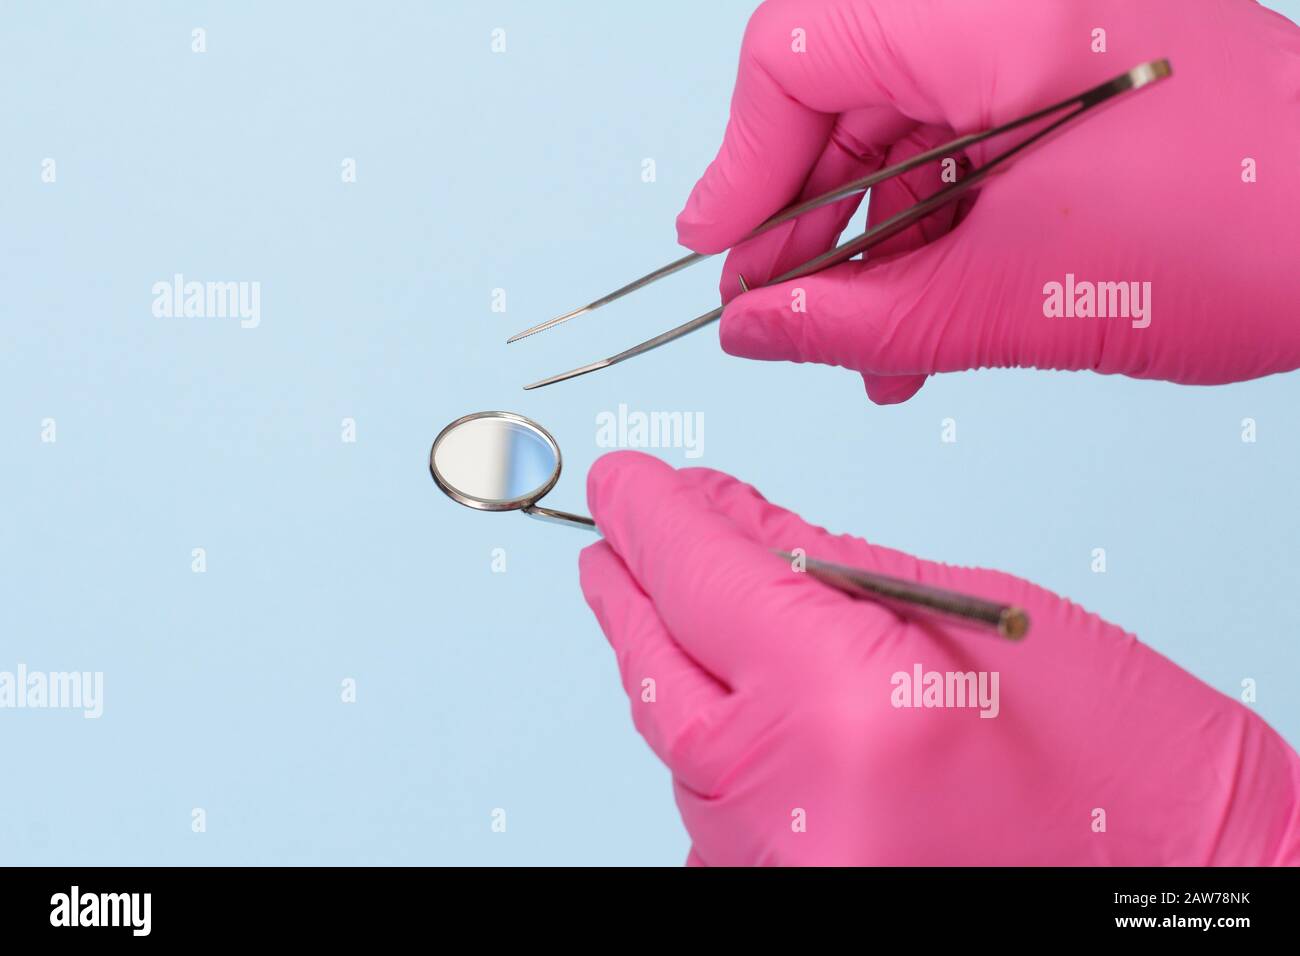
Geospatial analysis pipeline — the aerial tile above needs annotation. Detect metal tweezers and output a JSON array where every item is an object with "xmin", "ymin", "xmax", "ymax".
[{"xmin": 510, "ymin": 59, "xmax": 1171, "ymax": 390}]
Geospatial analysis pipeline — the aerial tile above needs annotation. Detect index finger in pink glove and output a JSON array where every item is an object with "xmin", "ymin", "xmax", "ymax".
[
  {"xmin": 676, "ymin": 0, "xmax": 1063, "ymax": 252},
  {"xmin": 580, "ymin": 450, "xmax": 896, "ymax": 798},
  {"xmin": 584, "ymin": 451, "xmax": 895, "ymax": 689}
]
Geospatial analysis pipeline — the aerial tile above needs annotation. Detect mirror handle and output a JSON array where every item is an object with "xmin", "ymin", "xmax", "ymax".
[{"xmin": 522, "ymin": 505, "xmax": 598, "ymax": 532}]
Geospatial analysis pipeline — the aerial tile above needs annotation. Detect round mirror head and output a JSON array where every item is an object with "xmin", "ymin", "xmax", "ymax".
[{"xmin": 429, "ymin": 411, "xmax": 562, "ymax": 512}]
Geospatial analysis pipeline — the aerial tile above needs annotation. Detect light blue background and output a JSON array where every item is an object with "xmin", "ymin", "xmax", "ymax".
[{"xmin": 3, "ymin": 1, "xmax": 1298, "ymax": 866}]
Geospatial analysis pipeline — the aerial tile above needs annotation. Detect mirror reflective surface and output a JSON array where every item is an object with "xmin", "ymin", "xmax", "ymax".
[{"xmin": 430, "ymin": 411, "xmax": 561, "ymax": 510}]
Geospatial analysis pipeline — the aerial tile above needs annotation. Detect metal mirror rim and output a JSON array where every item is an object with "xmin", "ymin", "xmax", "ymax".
[{"xmin": 428, "ymin": 410, "xmax": 563, "ymax": 513}]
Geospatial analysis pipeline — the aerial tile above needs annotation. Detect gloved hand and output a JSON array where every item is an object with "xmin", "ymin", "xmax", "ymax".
[
  {"xmin": 679, "ymin": 0, "xmax": 1300, "ymax": 404},
  {"xmin": 579, "ymin": 451, "xmax": 1300, "ymax": 865}
]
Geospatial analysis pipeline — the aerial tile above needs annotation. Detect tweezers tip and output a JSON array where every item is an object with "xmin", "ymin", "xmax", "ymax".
[
  {"xmin": 522, "ymin": 358, "xmax": 613, "ymax": 390},
  {"xmin": 507, "ymin": 306, "xmax": 592, "ymax": 344}
]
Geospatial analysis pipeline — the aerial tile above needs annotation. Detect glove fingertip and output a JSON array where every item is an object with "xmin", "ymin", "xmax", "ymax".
[
  {"xmin": 862, "ymin": 373, "xmax": 928, "ymax": 405},
  {"xmin": 586, "ymin": 450, "xmax": 673, "ymax": 530},
  {"xmin": 719, "ymin": 289, "xmax": 800, "ymax": 362},
  {"xmin": 675, "ymin": 188, "xmax": 734, "ymax": 256},
  {"xmin": 578, "ymin": 538, "xmax": 614, "ymax": 579}
]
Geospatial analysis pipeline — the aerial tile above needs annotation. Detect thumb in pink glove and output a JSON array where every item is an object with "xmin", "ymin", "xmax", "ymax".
[
  {"xmin": 579, "ymin": 451, "xmax": 1300, "ymax": 865},
  {"xmin": 680, "ymin": 0, "xmax": 1300, "ymax": 404}
]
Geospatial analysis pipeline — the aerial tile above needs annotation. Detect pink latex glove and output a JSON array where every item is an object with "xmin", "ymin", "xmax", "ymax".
[
  {"xmin": 579, "ymin": 452, "xmax": 1300, "ymax": 865},
  {"xmin": 679, "ymin": 0, "xmax": 1300, "ymax": 404}
]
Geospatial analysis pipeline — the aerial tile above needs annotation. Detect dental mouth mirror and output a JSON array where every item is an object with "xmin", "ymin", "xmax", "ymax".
[
  {"xmin": 429, "ymin": 411, "xmax": 596, "ymax": 530},
  {"xmin": 429, "ymin": 411, "xmax": 1029, "ymax": 640},
  {"xmin": 511, "ymin": 59, "xmax": 1171, "ymax": 390}
]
